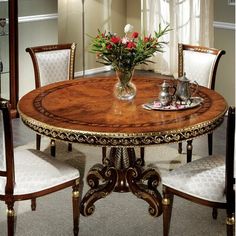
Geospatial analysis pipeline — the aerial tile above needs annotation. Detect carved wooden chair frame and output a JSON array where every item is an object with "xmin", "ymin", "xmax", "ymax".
[{"xmin": 26, "ymin": 43, "xmax": 76, "ymax": 156}]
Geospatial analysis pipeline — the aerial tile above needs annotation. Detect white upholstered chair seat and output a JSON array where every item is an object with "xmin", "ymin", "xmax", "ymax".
[
  {"xmin": 162, "ymin": 155, "xmax": 225, "ymax": 203},
  {"xmin": 0, "ymin": 149, "xmax": 80, "ymax": 195},
  {"xmin": 0, "ymin": 99, "xmax": 80, "ymax": 235}
]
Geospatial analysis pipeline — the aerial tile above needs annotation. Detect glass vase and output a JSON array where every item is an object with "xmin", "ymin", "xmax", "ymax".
[{"xmin": 114, "ymin": 69, "xmax": 136, "ymax": 100}]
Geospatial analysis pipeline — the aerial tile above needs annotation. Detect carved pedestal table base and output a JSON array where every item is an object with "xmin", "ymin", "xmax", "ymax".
[{"xmin": 80, "ymin": 147, "xmax": 162, "ymax": 217}]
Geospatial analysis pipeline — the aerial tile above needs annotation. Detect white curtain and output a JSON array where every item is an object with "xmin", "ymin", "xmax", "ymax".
[{"xmin": 141, "ymin": 0, "xmax": 214, "ymax": 77}]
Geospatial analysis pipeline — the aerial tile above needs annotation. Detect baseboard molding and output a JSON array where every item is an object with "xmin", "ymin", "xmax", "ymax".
[{"xmin": 74, "ymin": 66, "xmax": 112, "ymax": 77}]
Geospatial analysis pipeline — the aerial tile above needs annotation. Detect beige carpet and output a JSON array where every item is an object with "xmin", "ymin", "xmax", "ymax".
[{"xmin": 0, "ymin": 138, "xmax": 226, "ymax": 236}]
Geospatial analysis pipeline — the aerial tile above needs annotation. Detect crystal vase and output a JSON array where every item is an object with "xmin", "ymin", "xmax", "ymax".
[{"xmin": 114, "ymin": 69, "xmax": 136, "ymax": 100}]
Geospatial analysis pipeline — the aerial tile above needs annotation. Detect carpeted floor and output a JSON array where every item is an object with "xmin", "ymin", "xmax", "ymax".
[{"xmin": 0, "ymin": 137, "xmax": 227, "ymax": 236}]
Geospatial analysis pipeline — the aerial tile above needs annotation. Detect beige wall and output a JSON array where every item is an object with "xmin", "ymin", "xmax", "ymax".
[
  {"xmin": 214, "ymin": 0, "xmax": 235, "ymax": 23},
  {"xmin": 58, "ymin": 0, "xmax": 82, "ymax": 73},
  {"xmin": 214, "ymin": 0, "xmax": 235, "ymax": 106},
  {"xmin": 126, "ymin": 0, "xmax": 141, "ymax": 32},
  {"xmin": 19, "ymin": 21, "xmax": 58, "ymax": 97},
  {"xmin": 58, "ymin": 0, "xmax": 127, "ymax": 72},
  {"xmin": 18, "ymin": 0, "xmax": 58, "ymax": 98},
  {"xmin": 19, "ymin": 0, "xmax": 57, "ymax": 16},
  {"xmin": 58, "ymin": 0, "xmax": 142, "ymax": 72},
  {"xmin": 84, "ymin": 0, "xmax": 126, "ymax": 71}
]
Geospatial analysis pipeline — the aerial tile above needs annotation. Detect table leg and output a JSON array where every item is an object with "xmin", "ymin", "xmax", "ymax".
[
  {"xmin": 80, "ymin": 147, "xmax": 162, "ymax": 217},
  {"xmin": 126, "ymin": 166, "xmax": 162, "ymax": 217},
  {"xmin": 80, "ymin": 163, "xmax": 117, "ymax": 216}
]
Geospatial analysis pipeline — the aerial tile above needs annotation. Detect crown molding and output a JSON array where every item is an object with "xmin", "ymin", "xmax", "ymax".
[
  {"xmin": 18, "ymin": 14, "xmax": 236, "ymax": 32},
  {"xmin": 18, "ymin": 13, "xmax": 58, "ymax": 23}
]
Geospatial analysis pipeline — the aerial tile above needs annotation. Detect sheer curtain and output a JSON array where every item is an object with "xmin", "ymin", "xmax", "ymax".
[{"xmin": 141, "ymin": 0, "xmax": 214, "ymax": 77}]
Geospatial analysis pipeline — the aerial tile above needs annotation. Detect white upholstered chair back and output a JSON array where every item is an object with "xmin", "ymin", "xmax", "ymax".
[
  {"xmin": 178, "ymin": 44, "xmax": 226, "ymax": 90},
  {"xmin": 183, "ymin": 51, "xmax": 216, "ymax": 88},
  {"xmin": 35, "ymin": 49, "xmax": 71, "ymax": 86},
  {"xmin": 26, "ymin": 43, "xmax": 76, "ymax": 88}
]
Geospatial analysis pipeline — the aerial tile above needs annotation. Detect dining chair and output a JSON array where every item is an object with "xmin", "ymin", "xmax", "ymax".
[
  {"xmin": 26, "ymin": 43, "xmax": 76, "ymax": 157},
  {"xmin": 177, "ymin": 43, "xmax": 226, "ymax": 163},
  {"xmin": 0, "ymin": 98, "xmax": 81, "ymax": 236},
  {"xmin": 162, "ymin": 106, "xmax": 235, "ymax": 236}
]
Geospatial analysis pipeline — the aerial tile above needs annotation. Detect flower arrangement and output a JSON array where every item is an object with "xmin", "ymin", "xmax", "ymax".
[{"xmin": 88, "ymin": 24, "xmax": 170, "ymax": 72}]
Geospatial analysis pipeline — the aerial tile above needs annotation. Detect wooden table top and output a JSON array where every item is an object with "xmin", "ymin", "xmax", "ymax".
[{"xmin": 18, "ymin": 75, "xmax": 227, "ymax": 146}]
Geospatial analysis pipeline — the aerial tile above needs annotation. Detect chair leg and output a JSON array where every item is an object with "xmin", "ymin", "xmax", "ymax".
[
  {"xmin": 50, "ymin": 139, "xmax": 56, "ymax": 157},
  {"xmin": 226, "ymin": 213, "xmax": 235, "ymax": 236},
  {"xmin": 162, "ymin": 190, "xmax": 174, "ymax": 236},
  {"xmin": 140, "ymin": 147, "xmax": 145, "ymax": 166},
  {"xmin": 208, "ymin": 133, "xmax": 213, "ymax": 155},
  {"xmin": 72, "ymin": 183, "xmax": 80, "ymax": 236},
  {"xmin": 36, "ymin": 134, "xmax": 41, "ymax": 150},
  {"xmin": 68, "ymin": 143, "xmax": 72, "ymax": 152},
  {"xmin": 212, "ymin": 207, "xmax": 218, "ymax": 219},
  {"xmin": 186, "ymin": 140, "xmax": 193, "ymax": 163},
  {"xmin": 7, "ymin": 203, "xmax": 15, "ymax": 236},
  {"xmin": 178, "ymin": 142, "xmax": 182, "ymax": 154},
  {"xmin": 31, "ymin": 198, "xmax": 36, "ymax": 211},
  {"xmin": 102, "ymin": 146, "xmax": 107, "ymax": 164}
]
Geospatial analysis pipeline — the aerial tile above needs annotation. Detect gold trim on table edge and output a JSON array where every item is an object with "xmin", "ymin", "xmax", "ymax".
[{"xmin": 18, "ymin": 107, "xmax": 227, "ymax": 147}]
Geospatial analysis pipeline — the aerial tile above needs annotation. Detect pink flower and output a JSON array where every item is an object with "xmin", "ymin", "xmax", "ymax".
[
  {"xmin": 132, "ymin": 32, "xmax": 139, "ymax": 38},
  {"xmin": 122, "ymin": 37, "xmax": 128, "ymax": 44}
]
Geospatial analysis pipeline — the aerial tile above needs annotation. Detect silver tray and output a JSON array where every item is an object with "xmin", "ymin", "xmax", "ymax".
[{"xmin": 142, "ymin": 97, "xmax": 204, "ymax": 111}]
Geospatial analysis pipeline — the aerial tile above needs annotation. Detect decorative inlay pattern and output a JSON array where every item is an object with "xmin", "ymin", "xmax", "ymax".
[{"xmin": 32, "ymin": 80, "xmax": 211, "ymax": 127}]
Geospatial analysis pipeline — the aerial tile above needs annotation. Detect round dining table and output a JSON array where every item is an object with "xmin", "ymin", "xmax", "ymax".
[{"xmin": 17, "ymin": 75, "xmax": 227, "ymax": 217}]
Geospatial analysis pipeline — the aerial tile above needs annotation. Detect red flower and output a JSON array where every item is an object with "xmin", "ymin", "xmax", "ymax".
[
  {"xmin": 106, "ymin": 44, "xmax": 112, "ymax": 50},
  {"xmin": 110, "ymin": 36, "xmax": 121, "ymax": 44},
  {"xmin": 132, "ymin": 32, "xmax": 139, "ymax": 38},
  {"xmin": 126, "ymin": 42, "xmax": 136, "ymax": 49},
  {"xmin": 144, "ymin": 36, "xmax": 150, "ymax": 43}
]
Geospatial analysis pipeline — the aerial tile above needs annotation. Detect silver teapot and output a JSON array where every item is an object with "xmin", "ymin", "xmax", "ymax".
[
  {"xmin": 159, "ymin": 80, "xmax": 176, "ymax": 106},
  {"xmin": 175, "ymin": 73, "xmax": 198, "ymax": 103}
]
